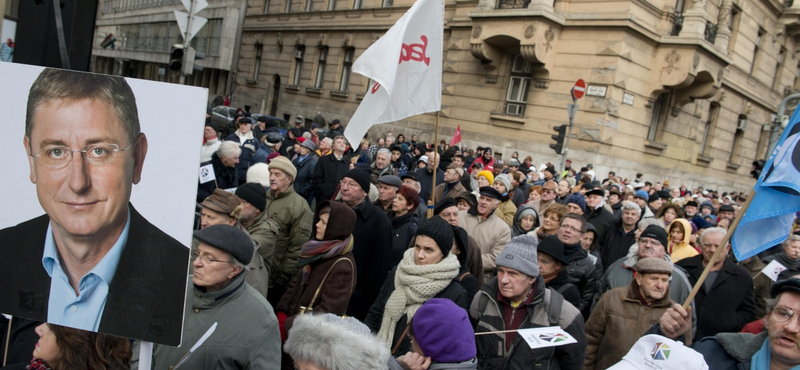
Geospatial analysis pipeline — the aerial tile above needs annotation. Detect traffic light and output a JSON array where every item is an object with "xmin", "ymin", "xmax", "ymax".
[
  {"xmin": 751, "ymin": 159, "xmax": 766, "ymax": 179},
  {"xmin": 550, "ymin": 125, "xmax": 567, "ymax": 154},
  {"xmin": 169, "ymin": 45, "xmax": 185, "ymax": 72},
  {"xmin": 182, "ymin": 47, "xmax": 206, "ymax": 75}
]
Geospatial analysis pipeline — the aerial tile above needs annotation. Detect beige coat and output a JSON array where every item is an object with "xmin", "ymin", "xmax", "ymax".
[
  {"xmin": 457, "ymin": 210, "xmax": 511, "ymax": 280},
  {"xmin": 493, "ymin": 199, "xmax": 517, "ymax": 227}
]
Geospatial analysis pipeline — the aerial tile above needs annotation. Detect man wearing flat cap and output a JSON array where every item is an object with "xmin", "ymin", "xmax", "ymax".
[
  {"xmin": 530, "ymin": 179, "xmax": 559, "ymax": 214},
  {"xmin": 432, "ymin": 162, "xmax": 467, "ymax": 204},
  {"xmin": 264, "ymin": 156, "xmax": 313, "ymax": 307},
  {"xmin": 585, "ymin": 258, "xmax": 688, "ymax": 370},
  {"xmin": 471, "ymin": 235, "xmax": 586, "ymax": 369},
  {"xmin": 458, "ymin": 186, "xmax": 511, "ymax": 280},
  {"xmin": 134, "ymin": 224, "xmax": 281, "ymax": 368},
  {"xmin": 374, "ymin": 175, "xmax": 403, "ymax": 214},
  {"xmin": 340, "ymin": 167, "xmax": 393, "ymax": 320}
]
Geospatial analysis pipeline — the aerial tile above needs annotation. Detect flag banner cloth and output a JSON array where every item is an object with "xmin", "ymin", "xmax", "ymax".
[
  {"xmin": 731, "ymin": 108, "xmax": 800, "ymax": 260},
  {"xmin": 450, "ymin": 124, "xmax": 461, "ymax": 146},
  {"xmin": 342, "ymin": 0, "xmax": 443, "ymax": 147}
]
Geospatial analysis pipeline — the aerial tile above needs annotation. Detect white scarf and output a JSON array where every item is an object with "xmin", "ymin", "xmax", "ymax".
[{"xmin": 377, "ymin": 248, "xmax": 460, "ymax": 346}]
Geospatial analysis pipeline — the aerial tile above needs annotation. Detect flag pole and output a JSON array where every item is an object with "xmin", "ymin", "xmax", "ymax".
[
  {"xmin": 427, "ymin": 111, "xmax": 440, "ymax": 218},
  {"xmin": 681, "ymin": 189, "xmax": 756, "ymax": 310}
]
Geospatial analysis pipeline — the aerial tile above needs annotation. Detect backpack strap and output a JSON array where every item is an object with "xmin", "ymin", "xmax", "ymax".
[
  {"xmin": 545, "ymin": 288, "xmax": 564, "ymax": 327},
  {"xmin": 306, "ymin": 257, "xmax": 353, "ymax": 315},
  {"xmin": 459, "ymin": 271, "xmax": 471, "ymax": 282}
]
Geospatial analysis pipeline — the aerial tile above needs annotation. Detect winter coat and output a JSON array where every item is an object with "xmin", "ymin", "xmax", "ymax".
[
  {"xmin": 668, "ymin": 218, "xmax": 698, "ymax": 262},
  {"xmin": 245, "ymin": 209, "xmax": 279, "ymax": 272},
  {"xmin": 677, "ymin": 255, "xmax": 756, "ymax": 339},
  {"xmin": 226, "ymin": 131, "xmax": 261, "ymax": 186},
  {"xmin": 599, "ymin": 220, "xmax": 637, "ymax": 272},
  {"xmin": 389, "ymin": 212, "xmax": 419, "ymax": 267},
  {"xmin": 416, "ymin": 167, "xmax": 445, "ymax": 203},
  {"xmin": 433, "ymin": 181, "xmax": 467, "ymax": 204},
  {"xmin": 365, "ymin": 267, "xmax": 468, "ymax": 356},
  {"xmin": 584, "ymin": 281, "xmax": 685, "ymax": 370},
  {"xmin": 511, "ymin": 185, "xmax": 528, "ymax": 208},
  {"xmin": 583, "ymin": 205, "xmax": 614, "ymax": 248},
  {"xmin": 457, "ymin": 210, "xmax": 511, "ymax": 279},
  {"xmin": 470, "ymin": 277, "xmax": 586, "ymax": 370},
  {"xmin": 132, "ymin": 273, "xmax": 281, "ymax": 369},
  {"xmin": 293, "ymin": 152, "xmax": 319, "ymax": 203},
  {"xmin": 371, "ymin": 164, "xmax": 399, "ymax": 184},
  {"xmin": 544, "ymin": 269, "xmax": 581, "ymax": 309},
  {"xmin": 763, "ymin": 252, "xmax": 800, "ymax": 281},
  {"xmin": 190, "ymin": 234, "xmax": 271, "ymax": 299},
  {"xmin": 389, "ymin": 358, "xmax": 479, "ymax": 370},
  {"xmin": 266, "ymin": 187, "xmax": 314, "ymax": 288},
  {"xmin": 197, "ymin": 153, "xmax": 238, "ymax": 202},
  {"xmin": 511, "ymin": 205, "xmax": 539, "ymax": 237},
  {"xmin": 494, "ymin": 199, "xmax": 517, "ymax": 228},
  {"xmin": 347, "ymin": 199, "xmax": 394, "ymax": 321},
  {"xmin": 563, "ymin": 245, "xmax": 602, "ymax": 318},
  {"xmin": 312, "ymin": 152, "xmax": 351, "ymax": 204},
  {"xmin": 738, "ymin": 256, "xmax": 773, "ymax": 318},
  {"xmin": 688, "ymin": 332, "xmax": 767, "ymax": 370},
  {"xmin": 472, "ymin": 156, "xmax": 495, "ymax": 173},
  {"xmin": 276, "ymin": 252, "xmax": 356, "ymax": 331}
]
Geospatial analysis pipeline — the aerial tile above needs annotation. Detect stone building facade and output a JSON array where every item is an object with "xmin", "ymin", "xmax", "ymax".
[
  {"xmin": 91, "ymin": 0, "xmax": 247, "ymax": 96},
  {"xmin": 235, "ymin": 0, "xmax": 800, "ymax": 191}
]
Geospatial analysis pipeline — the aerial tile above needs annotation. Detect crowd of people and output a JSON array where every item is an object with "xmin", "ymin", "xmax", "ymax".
[{"xmin": 5, "ymin": 106, "xmax": 800, "ymax": 370}]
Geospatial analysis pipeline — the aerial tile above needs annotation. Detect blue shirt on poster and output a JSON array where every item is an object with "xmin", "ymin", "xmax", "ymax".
[{"xmin": 42, "ymin": 208, "xmax": 130, "ymax": 331}]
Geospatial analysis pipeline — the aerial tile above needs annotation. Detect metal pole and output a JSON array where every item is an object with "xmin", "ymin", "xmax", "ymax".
[
  {"xmin": 767, "ymin": 93, "xmax": 800, "ymax": 157},
  {"xmin": 52, "ymin": 0, "xmax": 71, "ymax": 69},
  {"xmin": 427, "ymin": 112, "xmax": 440, "ymax": 218},
  {"xmin": 560, "ymin": 99, "xmax": 577, "ymax": 175},
  {"xmin": 179, "ymin": 0, "xmax": 196, "ymax": 85}
]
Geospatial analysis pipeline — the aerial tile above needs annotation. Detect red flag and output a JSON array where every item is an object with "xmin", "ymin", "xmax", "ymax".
[{"xmin": 450, "ymin": 125, "xmax": 461, "ymax": 146}]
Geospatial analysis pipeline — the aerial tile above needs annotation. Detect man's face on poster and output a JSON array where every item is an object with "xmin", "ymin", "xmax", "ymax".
[{"xmin": 24, "ymin": 98, "xmax": 146, "ymax": 241}]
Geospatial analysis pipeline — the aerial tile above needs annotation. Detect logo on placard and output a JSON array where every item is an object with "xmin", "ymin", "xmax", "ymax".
[
  {"xmin": 538, "ymin": 333, "xmax": 569, "ymax": 343},
  {"xmin": 399, "ymin": 35, "xmax": 430, "ymax": 66},
  {"xmin": 650, "ymin": 342, "xmax": 671, "ymax": 360}
]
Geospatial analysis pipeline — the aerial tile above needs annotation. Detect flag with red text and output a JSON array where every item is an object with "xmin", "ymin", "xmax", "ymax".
[
  {"xmin": 343, "ymin": 0, "xmax": 443, "ymax": 146},
  {"xmin": 450, "ymin": 125, "xmax": 461, "ymax": 146}
]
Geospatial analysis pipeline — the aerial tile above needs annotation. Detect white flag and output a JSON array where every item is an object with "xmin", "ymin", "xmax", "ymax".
[
  {"xmin": 343, "ymin": 0, "xmax": 443, "ymax": 146},
  {"xmin": 199, "ymin": 163, "xmax": 216, "ymax": 184}
]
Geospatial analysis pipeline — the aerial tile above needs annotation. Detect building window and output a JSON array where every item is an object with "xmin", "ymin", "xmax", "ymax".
[
  {"xmin": 750, "ymin": 28, "xmax": 765, "ymax": 75},
  {"xmin": 264, "ymin": 0, "xmax": 270, "ymax": 13},
  {"xmin": 774, "ymin": 46, "xmax": 787, "ymax": 89},
  {"xmin": 252, "ymin": 44, "xmax": 263, "ymax": 80},
  {"xmin": 353, "ymin": 0, "xmax": 362, "ymax": 9},
  {"xmin": 305, "ymin": 0, "xmax": 313, "ymax": 11},
  {"xmin": 505, "ymin": 55, "xmax": 533, "ymax": 116},
  {"xmin": 285, "ymin": 0, "xmax": 292, "ymax": 13},
  {"xmin": 339, "ymin": 48, "xmax": 355, "ymax": 91},
  {"xmin": 730, "ymin": 114, "xmax": 747, "ymax": 162},
  {"xmin": 382, "ymin": 0, "xmax": 393, "ymax": 7},
  {"xmin": 648, "ymin": 93, "xmax": 669, "ymax": 142},
  {"xmin": 315, "ymin": 47, "xmax": 328, "ymax": 88},
  {"xmin": 328, "ymin": 0, "xmax": 336, "ymax": 10},
  {"xmin": 700, "ymin": 102, "xmax": 719, "ymax": 156},
  {"xmin": 727, "ymin": 6, "xmax": 741, "ymax": 54},
  {"xmin": 293, "ymin": 46, "xmax": 305, "ymax": 86}
]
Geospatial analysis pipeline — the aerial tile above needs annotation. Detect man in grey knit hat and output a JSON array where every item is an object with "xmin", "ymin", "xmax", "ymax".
[{"xmin": 470, "ymin": 234, "xmax": 587, "ymax": 369}]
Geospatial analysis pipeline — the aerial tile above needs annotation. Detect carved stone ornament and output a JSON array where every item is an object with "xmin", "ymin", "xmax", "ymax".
[
  {"xmin": 343, "ymin": 34, "xmax": 352, "ymax": 48},
  {"xmin": 544, "ymin": 27, "xmax": 554, "ymax": 52},
  {"xmin": 663, "ymin": 49, "xmax": 681, "ymax": 74},
  {"xmin": 525, "ymin": 25, "xmax": 536, "ymax": 39},
  {"xmin": 693, "ymin": 54, "xmax": 700, "ymax": 69},
  {"xmin": 318, "ymin": 33, "xmax": 328, "ymax": 45},
  {"xmin": 472, "ymin": 26, "xmax": 482, "ymax": 39}
]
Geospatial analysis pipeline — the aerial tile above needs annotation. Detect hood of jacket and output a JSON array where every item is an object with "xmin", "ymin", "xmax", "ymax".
[
  {"xmin": 313, "ymin": 200, "xmax": 357, "ymax": 240},
  {"xmin": 668, "ymin": 218, "xmax": 693, "ymax": 250},
  {"xmin": 511, "ymin": 205, "xmax": 540, "ymax": 237}
]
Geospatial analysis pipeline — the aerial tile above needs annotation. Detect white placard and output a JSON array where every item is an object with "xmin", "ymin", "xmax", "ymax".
[
  {"xmin": 586, "ymin": 85, "xmax": 607, "ymax": 97},
  {"xmin": 761, "ymin": 259, "xmax": 788, "ymax": 282},
  {"xmin": 518, "ymin": 326, "xmax": 578, "ymax": 349},
  {"xmin": 199, "ymin": 163, "xmax": 216, "ymax": 184},
  {"xmin": 623, "ymin": 92, "xmax": 635, "ymax": 105}
]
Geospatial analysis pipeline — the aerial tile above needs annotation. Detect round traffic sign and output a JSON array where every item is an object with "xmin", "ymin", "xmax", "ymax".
[{"xmin": 572, "ymin": 79, "xmax": 586, "ymax": 100}]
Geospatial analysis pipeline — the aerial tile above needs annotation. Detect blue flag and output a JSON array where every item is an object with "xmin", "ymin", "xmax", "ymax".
[{"xmin": 731, "ymin": 109, "xmax": 800, "ymax": 261}]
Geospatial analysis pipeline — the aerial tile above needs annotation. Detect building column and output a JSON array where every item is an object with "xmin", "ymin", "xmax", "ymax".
[
  {"xmin": 679, "ymin": 0, "xmax": 710, "ymax": 39},
  {"xmin": 714, "ymin": 0, "xmax": 732, "ymax": 50}
]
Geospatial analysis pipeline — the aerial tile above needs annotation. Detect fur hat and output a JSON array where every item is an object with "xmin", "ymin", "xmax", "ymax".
[
  {"xmin": 412, "ymin": 299, "xmax": 476, "ymax": 363},
  {"xmin": 269, "ymin": 156, "xmax": 297, "ymax": 180},
  {"xmin": 246, "ymin": 163, "xmax": 270, "ymax": 187},
  {"xmin": 496, "ymin": 235, "xmax": 539, "ymax": 277},
  {"xmin": 193, "ymin": 224, "xmax": 253, "ymax": 264},
  {"xmin": 415, "ymin": 217, "xmax": 454, "ymax": 257},
  {"xmin": 285, "ymin": 313, "xmax": 390, "ymax": 370},
  {"xmin": 344, "ymin": 167, "xmax": 371, "ymax": 193},
  {"xmin": 235, "ymin": 183, "xmax": 266, "ymax": 212},
  {"xmin": 201, "ymin": 189, "xmax": 242, "ymax": 217}
]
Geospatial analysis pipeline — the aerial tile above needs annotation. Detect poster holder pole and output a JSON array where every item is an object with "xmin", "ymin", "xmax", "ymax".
[{"xmin": 139, "ymin": 342, "xmax": 153, "ymax": 370}]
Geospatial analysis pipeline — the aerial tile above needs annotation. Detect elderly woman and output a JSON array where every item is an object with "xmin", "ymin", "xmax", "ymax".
[
  {"xmin": 365, "ymin": 217, "xmax": 467, "ymax": 356},
  {"xmin": 389, "ymin": 186, "xmax": 421, "ymax": 266},
  {"xmin": 197, "ymin": 140, "xmax": 241, "ymax": 202},
  {"xmin": 512, "ymin": 205, "xmax": 540, "ymax": 237},
  {"xmin": 276, "ymin": 201, "xmax": 357, "ymax": 345},
  {"xmin": 30, "ymin": 323, "xmax": 131, "ymax": 370},
  {"xmin": 529, "ymin": 203, "xmax": 569, "ymax": 240}
]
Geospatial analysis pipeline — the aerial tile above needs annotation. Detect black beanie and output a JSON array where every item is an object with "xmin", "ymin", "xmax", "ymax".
[
  {"xmin": 193, "ymin": 224, "xmax": 254, "ymax": 265},
  {"xmin": 434, "ymin": 197, "xmax": 458, "ymax": 216},
  {"xmin": 416, "ymin": 217, "xmax": 454, "ymax": 257},
  {"xmin": 343, "ymin": 168, "xmax": 371, "ymax": 193},
  {"xmin": 640, "ymin": 225, "xmax": 669, "ymax": 247},
  {"xmin": 235, "ymin": 183, "xmax": 267, "ymax": 211},
  {"xmin": 648, "ymin": 192, "xmax": 661, "ymax": 203}
]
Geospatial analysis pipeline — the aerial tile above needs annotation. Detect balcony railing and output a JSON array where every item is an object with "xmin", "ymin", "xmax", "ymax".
[
  {"xmin": 497, "ymin": 0, "xmax": 530, "ymax": 9},
  {"xmin": 671, "ymin": 14, "xmax": 684, "ymax": 36},
  {"xmin": 704, "ymin": 21, "xmax": 718, "ymax": 43}
]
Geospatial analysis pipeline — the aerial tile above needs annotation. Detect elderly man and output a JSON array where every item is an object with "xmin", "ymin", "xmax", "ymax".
[
  {"xmin": 316, "ymin": 137, "xmax": 332, "ymax": 156},
  {"xmin": 676, "ymin": 227, "xmax": 755, "ymax": 339},
  {"xmin": 263, "ymin": 156, "xmax": 314, "ymax": 307},
  {"xmin": 458, "ymin": 187, "xmax": 511, "ymax": 279},
  {"xmin": 234, "ymin": 183, "xmax": 279, "ymax": 272},
  {"xmin": 655, "ymin": 278, "xmax": 800, "ymax": 369},
  {"xmin": 433, "ymin": 162, "xmax": 467, "ymax": 203},
  {"xmin": 133, "ymin": 225, "xmax": 281, "ymax": 368},
  {"xmin": 471, "ymin": 235, "xmax": 586, "ymax": 369},
  {"xmin": 375, "ymin": 175, "xmax": 402, "ymax": 214},
  {"xmin": 0, "ymin": 68, "xmax": 188, "ymax": 344},
  {"xmin": 198, "ymin": 188, "xmax": 271, "ymax": 297},
  {"xmin": 557, "ymin": 214, "xmax": 602, "ymax": 318},
  {"xmin": 585, "ymin": 258, "xmax": 689, "ymax": 370},
  {"xmin": 312, "ymin": 135, "xmax": 350, "ymax": 204},
  {"xmin": 371, "ymin": 148, "xmax": 398, "ymax": 184},
  {"xmin": 326, "ymin": 119, "xmax": 344, "ymax": 139},
  {"xmin": 763, "ymin": 235, "xmax": 800, "ymax": 281},
  {"xmin": 583, "ymin": 188, "xmax": 614, "ymax": 247},
  {"xmin": 530, "ymin": 180, "xmax": 558, "ymax": 214},
  {"xmin": 600, "ymin": 201, "xmax": 640, "ymax": 271},
  {"xmin": 339, "ymin": 167, "xmax": 393, "ymax": 320}
]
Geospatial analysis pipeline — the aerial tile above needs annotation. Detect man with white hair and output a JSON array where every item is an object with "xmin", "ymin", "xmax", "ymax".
[
  {"xmin": 316, "ymin": 137, "xmax": 332, "ymax": 156},
  {"xmin": 676, "ymin": 227, "xmax": 755, "ymax": 339},
  {"xmin": 371, "ymin": 148, "xmax": 398, "ymax": 184}
]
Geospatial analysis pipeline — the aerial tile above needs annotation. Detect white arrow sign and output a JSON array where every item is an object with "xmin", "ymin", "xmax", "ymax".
[
  {"xmin": 174, "ymin": 10, "xmax": 208, "ymax": 44},
  {"xmin": 180, "ymin": 0, "xmax": 208, "ymax": 13}
]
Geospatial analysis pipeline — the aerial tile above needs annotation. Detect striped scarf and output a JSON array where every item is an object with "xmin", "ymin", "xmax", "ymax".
[{"xmin": 297, "ymin": 236, "xmax": 353, "ymax": 284}]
